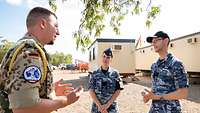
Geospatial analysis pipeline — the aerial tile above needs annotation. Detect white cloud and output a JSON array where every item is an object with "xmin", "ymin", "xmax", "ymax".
[
  {"xmin": 26, "ymin": 0, "xmax": 50, "ymax": 9},
  {"xmin": 6, "ymin": 0, "xmax": 23, "ymax": 6}
]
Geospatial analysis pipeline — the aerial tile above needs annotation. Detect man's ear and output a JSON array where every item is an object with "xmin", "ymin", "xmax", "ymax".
[
  {"xmin": 164, "ymin": 38, "xmax": 170, "ymax": 46},
  {"xmin": 40, "ymin": 18, "xmax": 47, "ymax": 29}
]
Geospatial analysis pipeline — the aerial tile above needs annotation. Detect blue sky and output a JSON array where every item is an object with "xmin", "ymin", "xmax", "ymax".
[
  {"xmin": 0, "ymin": 0, "xmax": 200, "ymax": 62},
  {"xmin": 0, "ymin": 0, "xmax": 28, "ymax": 41}
]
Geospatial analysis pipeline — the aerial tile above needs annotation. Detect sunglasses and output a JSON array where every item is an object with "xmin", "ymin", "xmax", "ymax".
[{"xmin": 152, "ymin": 38, "xmax": 163, "ymax": 43}]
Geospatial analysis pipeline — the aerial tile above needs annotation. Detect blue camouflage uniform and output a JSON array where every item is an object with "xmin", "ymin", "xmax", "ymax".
[
  {"xmin": 89, "ymin": 67, "xmax": 124, "ymax": 113},
  {"xmin": 149, "ymin": 53, "xmax": 189, "ymax": 113}
]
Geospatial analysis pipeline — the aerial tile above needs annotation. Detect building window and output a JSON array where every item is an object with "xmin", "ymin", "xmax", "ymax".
[
  {"xmin": 93, "ymin": 48, "xmax": 95, "ymax": 60},
  {"xmin": 187, "ymin": 38, "xmax": 192, "ymax": 43},
  {"xmin": 113, "ymin": 45, "xmax": 122, "ymax": 50},
  {"xmin": 142, "ymin": 50, "xmax": 145, "ymax": 53},
  {"xmin": 187, "ymin": 38, "xmax": 197, "ymax": 43},
  {"xmin": 89, "ymin": 51, "xmax": 91, "ymax": 61}
]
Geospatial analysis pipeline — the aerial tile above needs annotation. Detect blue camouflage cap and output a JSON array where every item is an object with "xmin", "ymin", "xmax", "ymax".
[{"xmin": 103, "ymin": 48, "xmax": 113, "ymax": 57}]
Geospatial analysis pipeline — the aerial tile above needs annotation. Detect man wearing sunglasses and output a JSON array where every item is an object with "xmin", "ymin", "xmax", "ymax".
[
  {"xmin": 89, "ymin": 48, "xmax": 124, "ymax": 113},
  {"xmin": 141, "ymin": 31, "xmax": 189, "ymax": 113}
]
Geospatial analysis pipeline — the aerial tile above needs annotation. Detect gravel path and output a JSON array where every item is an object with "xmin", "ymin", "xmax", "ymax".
[{"xmin": 53, "ymin": 70, "xmax": 200, "ymax": 113}]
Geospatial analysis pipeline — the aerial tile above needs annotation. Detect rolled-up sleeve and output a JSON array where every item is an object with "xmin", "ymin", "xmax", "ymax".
[
  {"xmin": 9, "ymin": 87, "xmax": 41, "ymax": 109},
  {"xmin": 88, "ymin": 74, "xmax": 95, "ymax": 90},
  {"xmin": 115, "ymin": 71, "xmax": 124, "ymax": 90},
  {"xmin": 172, "ymin": 61, "xmax": 189, "ymax": 89},
  {"xmin": 8, "ymin": 51, "xmax": 42, "ymax": 109}
]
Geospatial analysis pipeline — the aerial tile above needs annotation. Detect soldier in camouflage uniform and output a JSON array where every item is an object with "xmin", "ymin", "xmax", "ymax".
[
  {"xmin": 142, "ymin": 31, "xmax": 189, "ymax": 113},
  {"xmin": 0, "ymin": 7, "xmax": 82, "ymax": 113},
  {"xmin": 89, "ymin": 48, "xmax": 124, "ymax": 113}
]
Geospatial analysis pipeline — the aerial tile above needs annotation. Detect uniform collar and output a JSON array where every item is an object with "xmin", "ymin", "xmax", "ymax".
[
  {"xmin": 23, "ymin": 33, "xmax": 44, "ymax": 48},
  {"xmin": 156, "ymin": 53, "xmax": 172, "ymax": 65},
  {"xmin": 98, "ymin": 66, "xmax": 112, "ymax": 73}
]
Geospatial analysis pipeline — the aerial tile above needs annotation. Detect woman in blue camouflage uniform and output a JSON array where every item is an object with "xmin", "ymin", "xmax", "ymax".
[
  {"xmin": 142, "ymin": 31, "xmax": 189, "ymax": 113},
  {"xmin": 89, "ymin": 48, "xmax": 124, "ymax": 113}
]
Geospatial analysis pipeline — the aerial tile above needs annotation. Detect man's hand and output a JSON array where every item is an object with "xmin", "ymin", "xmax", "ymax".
[
  {"xmin": 74, "ymin": 86, "xmax": 84, "ymax": 96},
  {"xmin": 61, "ymin": 86, "xmax": 84, "ymax": 107},
  {"xmin": 55, "ymin": 79, "xmax": 74, "ymax": 96},
  {"xmin": 64, "ymin": 91, "xmax": 79, "ymax": 106},
  {"xmin": 141, "ymin": 89, "xmax": 154, "ymax": 103}
]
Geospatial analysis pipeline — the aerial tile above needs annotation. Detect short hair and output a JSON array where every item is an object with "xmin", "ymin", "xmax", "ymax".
[{"xmin": 26, "ymin": 7, "xmax": 57, "ymax": 28}]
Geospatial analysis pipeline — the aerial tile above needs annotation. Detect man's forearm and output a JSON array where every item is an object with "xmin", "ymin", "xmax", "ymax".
[
  {"xmin": 13, "ymin": 98, "xmax": 68, "ymax": 113},
  {"xmin": 153, "ymin": 88, "xmax": 188, "ymax": 100}
]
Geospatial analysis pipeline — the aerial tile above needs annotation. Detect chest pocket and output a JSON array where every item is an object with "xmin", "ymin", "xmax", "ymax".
[
  {"xmin": 103, "ymin": 78, "xmax": 116, "ymax": 93},
  {"xmin": 95, "ymin": 76, "xmax": 116, "ymax": 93},
  {"xmin": 159, "ymin": 67, "xmax": 174, "ymax": 82},
  {"xmin": 153, "ymin": 67, "xmax": 174, "ymax": 87}
]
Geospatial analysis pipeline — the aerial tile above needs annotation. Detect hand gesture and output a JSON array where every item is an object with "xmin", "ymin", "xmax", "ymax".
[
  {"xmin": 55, "ymin": 79, "xmax": 74, "ymax": 96},
  {"xmin": 64, "ymin": 86, "xmax": 84, "ymax": 106}
]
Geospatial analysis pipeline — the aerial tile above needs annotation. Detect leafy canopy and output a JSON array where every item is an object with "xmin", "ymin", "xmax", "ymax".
[{"xmin": 49, "ymin": 0, "xmax": 160, "ymax": 51}]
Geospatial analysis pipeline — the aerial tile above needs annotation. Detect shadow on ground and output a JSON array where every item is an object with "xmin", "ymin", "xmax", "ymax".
[
  {"xmin": 62, "ymin": 76, "xmax": 90, "ymax": 92},
  {"xmin": 129, "ymin": 76, "xmax": 200, "ymax": 103}
]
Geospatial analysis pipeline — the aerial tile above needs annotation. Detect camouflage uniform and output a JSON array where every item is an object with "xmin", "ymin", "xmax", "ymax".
[
  {"xmin": 89, "ymin": 67, "xmax": 124, "ymax": 113},
  {"xmin": 149, "ymin": 53, "xmax": 189, "ymax": 113},
  {"xmin": 0, "ymin": 34, "xmax": 53, "ymax": 113}
]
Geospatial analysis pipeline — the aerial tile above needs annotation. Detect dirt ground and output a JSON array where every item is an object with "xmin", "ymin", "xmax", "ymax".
[{"xmin": 53, "ymin": 70, "xmax": 200, "ymax": 113}]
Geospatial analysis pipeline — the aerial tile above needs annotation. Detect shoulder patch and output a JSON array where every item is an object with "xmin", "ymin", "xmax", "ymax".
[{"xmin": 23, "ymin": 66, "xmax": 41, "ymax": 83}]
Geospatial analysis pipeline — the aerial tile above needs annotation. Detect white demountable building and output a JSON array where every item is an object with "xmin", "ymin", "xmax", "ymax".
[
  {"xmin": 88, "ymin": 38, "xmax": 135, "ymax": 77},
  {"xmin": 135, "ymin": 32, "xmax": 200, "ymax": 77}
]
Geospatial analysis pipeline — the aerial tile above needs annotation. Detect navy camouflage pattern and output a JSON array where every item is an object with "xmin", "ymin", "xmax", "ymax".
[
  {"xmin": 149, "ymin": 53, "xmax": 189, "ymax": 113},
  {"xmin": 89, "ymin": 67, "xmax": 123, "ymax": 113}
]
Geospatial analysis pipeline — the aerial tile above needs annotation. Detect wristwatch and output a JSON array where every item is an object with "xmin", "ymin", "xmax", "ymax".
[{"xmin": 159, "ymin": 96, "xmax": 164, "ymax": 100}]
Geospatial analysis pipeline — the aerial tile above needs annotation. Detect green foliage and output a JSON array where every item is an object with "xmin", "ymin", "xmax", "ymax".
[
  {"xmin": 0, "ymin": 39, "xmax": 72, "ymax": 66},
  {"xmin": 49, "ymin": 52, "xmax": 72, "ymax": 66},
  {"xmin": 49, "ymin": 0, "xmax": 160, "ymax": 51},
  {"xmin": 49, "ymin": 0, "xmax": 57, "ymax": 12},
  {"xmin": 0, "ymin": 40, "xmax": 14, "ymax": 63},
  {"xmin": 146, "ymin": 6, "xmax": 160, "ymax": 28}
]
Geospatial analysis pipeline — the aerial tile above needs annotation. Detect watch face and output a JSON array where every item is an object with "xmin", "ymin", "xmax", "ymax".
[{"xmin": 160, "ymin": 96, "xmax": 164, "ymax": 100}]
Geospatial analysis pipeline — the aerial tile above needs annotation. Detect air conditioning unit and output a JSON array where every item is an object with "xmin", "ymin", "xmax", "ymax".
[{"xmin": 112, "ymin": 45, "xmax": 122, "ymax": 51}]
